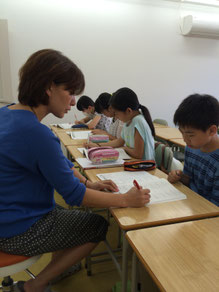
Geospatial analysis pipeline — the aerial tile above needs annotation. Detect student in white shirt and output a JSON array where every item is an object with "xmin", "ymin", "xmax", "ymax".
[
  {"xmin": 75, "ymin": 95, "xmax": 112, "ymax": 131},
  {"xmin": 92, "ymin": 92, "xmax": 123, "ymax": 140}
]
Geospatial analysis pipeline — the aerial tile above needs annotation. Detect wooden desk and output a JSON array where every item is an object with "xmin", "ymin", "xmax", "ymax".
[
  {"xmin": 85, "ymin": 167, "xmax": 219, "ymax": 292},
  {"xmin": 169, "ymin": 138, "xmax": 186, "ymax": 148},
  {"xmin": 153, "ymin": 123, "xmax": 169, "ymax": 129},
  {"xmin": 50, "ymin": 125, "xmax": 76, "ymax": 134},
  {"xmin": 155, "ymin": 127, "xmax": 182, "ymax": 141},
  {"xmin": 127, "ymin": 217, "xmax": 219, "ymax": 292},
  {"xmin": 55, "ymin": 131, "xmax": 87, "ymax": 147},
  {"xmin": 86, "ymin": 168, "xmax": 219, "ymax": 229},
  {"xmin": 50, "ymin": 125, "xmax": 88, "ymax": 135},
  {"xmin": 67, "ymin": 145, "xmax": 84, "ymax": 160}
]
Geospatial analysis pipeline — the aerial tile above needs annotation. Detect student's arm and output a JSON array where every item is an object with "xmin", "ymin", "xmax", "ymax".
[
  {"xmin": 123, "ymin": 128, "xmax": 144, "ymax": 159},
  {"xmin": 91, "ymin": 129, "xmax": 107, "ymax": 135},
  {"xmin": 75, "ymin": 116, "xmax": 91, "ymax": 125},
  {"xmin": 84, "ymin": 137, "xmax": 125, "ymax": 148},
  {"xmin": 211, "ymin": 168, "xmax": 219, "ymax": 205},
  {"xmin": 82, "ymin": 186, "xmax": 150, "ymax": 208},
  {"xmin": 87, "ymin": 115, "xmax": 101, "ymax": 129}
]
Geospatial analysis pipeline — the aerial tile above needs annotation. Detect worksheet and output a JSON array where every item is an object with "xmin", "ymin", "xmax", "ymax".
[{"xmin": 97, "ymin": 172, "xmax": 186, "ymax": 204}]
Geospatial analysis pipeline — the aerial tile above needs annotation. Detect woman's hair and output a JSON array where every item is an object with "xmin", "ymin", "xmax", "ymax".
[
  {"xmin": 95, "ymin": 92, "xmax": 111, "ymax": 114},
  {"xmin": 18, "ymin": 49, "xmax": 85, "ymax": 107},
  {"xmin": 110, "ymin": 87, "xmax": 155, "ymax": 137}
]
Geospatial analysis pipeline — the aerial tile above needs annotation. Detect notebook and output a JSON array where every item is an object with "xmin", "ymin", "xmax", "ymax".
[
  {"xmin": 97, "ymin": 171, "xmax": 187, "ymax": 205},
  {"xmin": 56, "ymin": 123, "xmax": 74, "ymax": 129},
  {"xmin": 75, "ymin": 158, "xmax": 124, "ymax": 170},
  {"xmin": 70, "ymin": 131, "xmax": 92, "ymax": 140}
]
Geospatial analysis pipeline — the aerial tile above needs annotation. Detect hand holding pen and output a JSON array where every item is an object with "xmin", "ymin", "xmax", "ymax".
[
  {"xmin": 123, "ymin": 180, "xmax": 150, "ymax": 207},
  {"xmin": 133, "ymin": 179, "xmax": 142, "ymax": 190}
]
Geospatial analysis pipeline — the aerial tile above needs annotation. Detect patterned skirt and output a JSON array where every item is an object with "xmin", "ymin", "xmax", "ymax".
[{"xmin": 0, "ymin": 205, "xmax": 108, "ymax": 256}]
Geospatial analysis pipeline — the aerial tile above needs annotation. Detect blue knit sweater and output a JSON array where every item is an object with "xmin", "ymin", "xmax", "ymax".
[{"xmin": 0, "ymin": 106, "xmax": 86, "ymax": 237}]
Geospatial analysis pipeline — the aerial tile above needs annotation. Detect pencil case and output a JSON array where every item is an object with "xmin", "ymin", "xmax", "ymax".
[
  {"xmin": 89, "ymin": 135, "xmax": 109, "ymax": 143},
  {"xmin": 72, "ymin": 124, "xmax": 88, "ymax": 129},
  {"xmin": 124, "ymin": 160, "xmax": 156, "ymax": 171},
  {"xmin": 88, "ymin": 147, "xmax": 119, "ymax": 164}
]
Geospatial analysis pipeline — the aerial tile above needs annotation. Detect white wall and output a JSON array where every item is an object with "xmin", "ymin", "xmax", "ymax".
[
  {"xmin": 0, "ymin": 19, "xmax": 12, "ymax": 104},
  {"xmin": 0, "ymin": 0, "xmax": 219, "ymax": 126}
]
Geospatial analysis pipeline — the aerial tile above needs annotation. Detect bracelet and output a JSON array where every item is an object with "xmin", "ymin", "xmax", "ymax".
[{"xmin": 84, "ymin": 179, "xmax": 88, "ymax": 186}]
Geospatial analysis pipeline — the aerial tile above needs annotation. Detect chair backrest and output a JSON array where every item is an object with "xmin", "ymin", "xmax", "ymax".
[
  {"xmin": 154, "ymin": 142, "xmax": 173, "ymax": 174},
  {"xmin": 153, "ymin": 119, "xmax": 168, "ymax": 126}
]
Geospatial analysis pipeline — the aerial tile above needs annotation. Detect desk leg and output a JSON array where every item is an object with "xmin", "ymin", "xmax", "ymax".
[
  {"xmin": 131, "ymin": 252, "xmax": 137, "ymax": 292},
  {"xmin": 122, "ymin": 230, "xmax": 128, "ymax": 292}
]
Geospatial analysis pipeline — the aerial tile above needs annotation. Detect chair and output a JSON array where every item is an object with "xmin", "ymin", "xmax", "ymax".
[
  {"xmin": 153, "ymin": 119, "xmax": 168, "ymax": 126},
  {"xmin": 154, "ymin": 142, "xmax": 173, "ymax": 174},
  {"xmin": 171, "ymin": 144, "xmax": 185, "ymax": 162},
  {"xmin": 0, "ymin": 251, "xmax": 41, "ymax": 292}
]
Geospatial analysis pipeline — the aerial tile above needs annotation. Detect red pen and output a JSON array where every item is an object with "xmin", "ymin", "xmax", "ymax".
[{"xmin": 133, "ymin": 179, "xmax": 141, "ymax": 190}]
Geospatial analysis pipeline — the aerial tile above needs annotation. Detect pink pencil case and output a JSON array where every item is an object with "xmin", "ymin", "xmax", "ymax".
[
  {"xmin": 89, "ymin": 135, "xmax": 109, "ymax": 143},
  {"xmin": 88, "ymin": 147, "xmax": 119, "ymax": 164}
]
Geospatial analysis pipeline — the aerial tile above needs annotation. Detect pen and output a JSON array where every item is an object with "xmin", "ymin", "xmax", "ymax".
[
  {"xmin": 133, "ymin": 179, "xmax": 141, "ymax": 190},
  {"xmin": 86, "ymin": 132, "xmax": 90, "ymax": 149}
]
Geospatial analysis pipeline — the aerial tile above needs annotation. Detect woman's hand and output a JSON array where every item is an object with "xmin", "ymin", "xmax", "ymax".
[
  {"xmin": 84, "ymin": 142, "xmax": 99, "ymax": 148},
  {"xmin": 91, "ymin": 129, "xmax": 106, "ymax": 135},
  {"xmin": 124, "ymin": 187, "xmax": 150, "ymax": 207},
  {"xmin": 168, "ymin": 170, "xmax": 182, "ymax": 183},
  {"xmin": 89, "ymin": 180, "xmax": 119, "ymax": 192}
]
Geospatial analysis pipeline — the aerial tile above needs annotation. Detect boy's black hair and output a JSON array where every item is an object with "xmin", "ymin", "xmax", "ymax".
[
  {"xmin": 110, "ymin": 87, "xmax": 155, "ymax": 137},
  {"xmin": 95, "ymin": 92, "xmax": 111, "ymax": 114},
  {"xmin": 76, "ymin": 95, "xmax": 94, "ymax": 111},
  {"xmin": 174, "ymin": 94, "xmax": 219, "ymax": 131}
]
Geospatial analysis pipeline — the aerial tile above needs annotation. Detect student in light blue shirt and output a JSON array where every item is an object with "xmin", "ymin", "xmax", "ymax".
[{"xmin": 85, "ymin": 87, "xmax": 155, "ymax": 160}]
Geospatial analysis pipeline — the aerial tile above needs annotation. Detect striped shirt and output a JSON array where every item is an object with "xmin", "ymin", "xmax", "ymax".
[
  {"xmin": 183, "ymin": 146, "xmax": 219, "ymax": 206},
  {"xmin": 109, "ymin": 118, "xmax": 124, "ymax": 139}
]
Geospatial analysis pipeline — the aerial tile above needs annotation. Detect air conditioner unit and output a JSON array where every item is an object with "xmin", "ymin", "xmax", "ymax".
[{"xmin": 180, "ymin": 15, "xmax": 219, "ymax": 38}]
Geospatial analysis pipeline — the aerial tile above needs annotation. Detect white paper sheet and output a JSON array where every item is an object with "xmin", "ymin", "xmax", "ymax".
[
  {"xmin": 56, "ymin": 123, "xmax": 74, "ymax": 129},
  {"xmin": 97, "ymin": 171, "xmax": 186, "ymax": 205},
  {"xmin": 70, "ymin": 131, "xmax": 92, "ymax": 139}
]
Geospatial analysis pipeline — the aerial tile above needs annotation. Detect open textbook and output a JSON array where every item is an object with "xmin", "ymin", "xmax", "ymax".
[
  {"xmin": 97, "ymin": 171, "xmax": 187, "ymax": 205},
  {"xmin": 75, "ymin": 158, "xmax": 124, "ymax": 170},
  {"xmin": 77, "ymin": 147, "xmax": 131, "ymax": 160},
  {"xmin": 56, "ymin": 123, "xmax": 74, "ymax": 129},
  {"xmin": 70, "ymin": 131, "xmax": 92, "ymax": 140}
]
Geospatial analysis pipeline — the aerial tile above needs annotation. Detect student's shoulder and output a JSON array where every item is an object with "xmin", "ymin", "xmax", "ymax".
[
  {"xmin": 133, "ymin": 115, "xmax": 149, "ymax": 129},
  {"xmin": 185, "ymin": 146, "xmax": 219, "ymax": 163},
  {"xmin": 210, "ymin": 148, "xmax": 219, "ymax": 162},
  {"xmin": 132, "ymin": 114, "xmax": 145, "ymax": 123}
]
